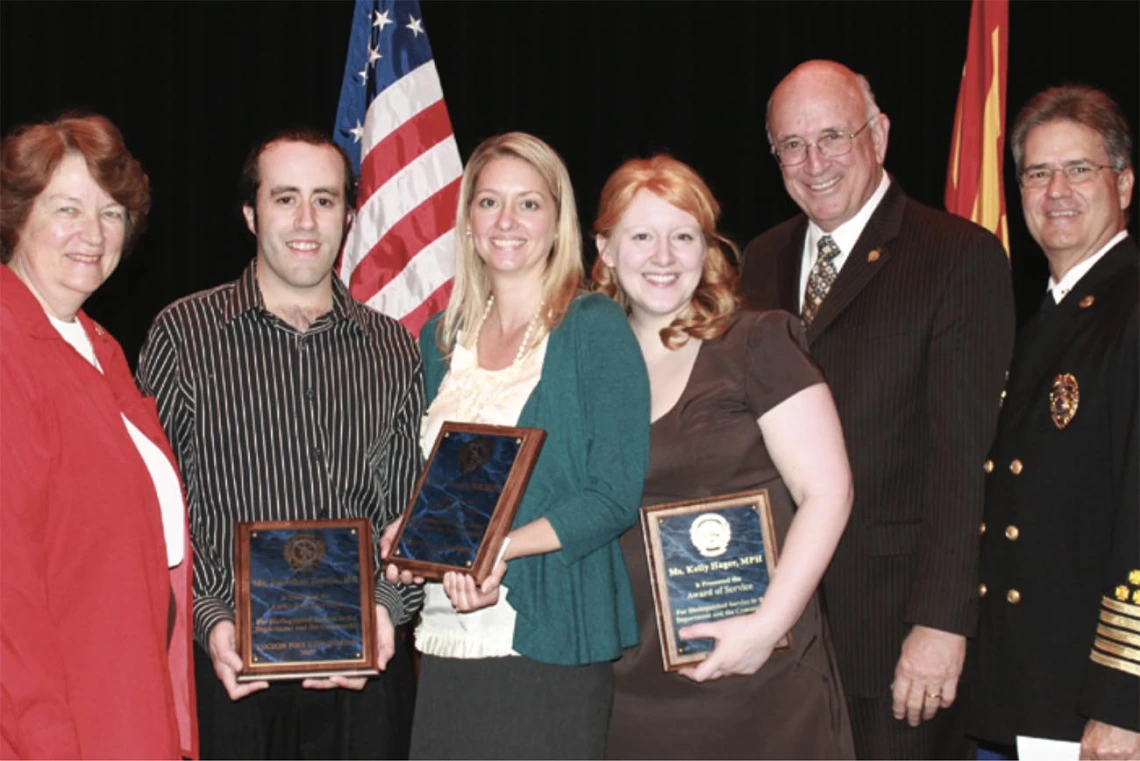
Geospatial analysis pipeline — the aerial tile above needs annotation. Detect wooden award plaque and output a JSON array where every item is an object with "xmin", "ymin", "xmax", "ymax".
[
  {"xmin": 385, "ymin": 422, "xmax": 546, "ymax": 584},
  {"xmin": 641, "ymin": 489, "xmax": 790, "ymax": 671},
  {"xmin": 234, "ymin": 518, "xmax": 379, "ymax": 682}
]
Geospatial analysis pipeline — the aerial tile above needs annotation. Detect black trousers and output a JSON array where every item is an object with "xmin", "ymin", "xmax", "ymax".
[{"xmin": 194, "ymin": 641, "xmax": 415, "ymax": 760}]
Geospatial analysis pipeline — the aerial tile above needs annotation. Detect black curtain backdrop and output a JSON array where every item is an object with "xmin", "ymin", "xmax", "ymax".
[{"xmin": 2, "ymin": 0, "xmax": 1137, "ymax": 366}]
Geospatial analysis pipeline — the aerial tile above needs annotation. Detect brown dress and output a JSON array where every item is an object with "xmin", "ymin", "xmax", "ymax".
[{"xmin": 606, "ymin": 310, "xmax": 855, "ymax": 760}]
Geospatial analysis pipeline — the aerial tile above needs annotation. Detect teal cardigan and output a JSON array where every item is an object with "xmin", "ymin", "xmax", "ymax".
[{"xmin": 420, "ymin": 293, "xmax": 650, "ymax": 665}]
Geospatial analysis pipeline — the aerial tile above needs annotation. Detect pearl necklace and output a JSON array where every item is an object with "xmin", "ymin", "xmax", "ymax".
[
  {"xmin": 427, "ymin": 295, "xmax": 545, "ymax": 426},
  {"xmin": 474, "ymin": 294, "xmax": 544, "ymax": 367}
]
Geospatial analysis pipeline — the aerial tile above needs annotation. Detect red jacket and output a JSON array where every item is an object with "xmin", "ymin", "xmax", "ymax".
[{"xmin": 1, "ymin": 266, "xmax": 197, "ymax": 759}]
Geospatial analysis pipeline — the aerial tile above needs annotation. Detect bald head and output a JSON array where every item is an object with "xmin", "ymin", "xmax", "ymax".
[
  {"xmin": 764, "ymin": 59, "xmax": 890, "ymax": 231},
  {"xmin": 766, "ymin": 61, "xmax": 879, "ymax": 144}
]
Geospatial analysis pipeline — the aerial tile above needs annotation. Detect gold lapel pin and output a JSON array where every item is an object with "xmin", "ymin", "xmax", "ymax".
[
  {"xmin": 1079, "ymin": 295, "xmax": 1094, "ymax": 309},
  {"xmin": 867, "ymin": 249, "xmax": 881, "ymax": 263}
]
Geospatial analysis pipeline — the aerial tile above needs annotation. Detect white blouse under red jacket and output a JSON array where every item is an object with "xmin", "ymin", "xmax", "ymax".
[{"xmin": 0, "ymin": 265, "xmax": 198, "ymax": 760}]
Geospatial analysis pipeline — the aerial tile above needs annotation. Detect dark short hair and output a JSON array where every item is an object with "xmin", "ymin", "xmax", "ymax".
[
  {"xmin": 1011, "ymin": 85, "xmax": 1133, "ymax": 175},
  {"xmin": 238, "ymin": 127, "xmax": 357, "ymax": 211},
  {"xmin": 1, "ymin": 113, "xmax": 151, "ymax": 264}
]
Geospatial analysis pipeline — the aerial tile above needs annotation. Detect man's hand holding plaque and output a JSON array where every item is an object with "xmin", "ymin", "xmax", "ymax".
[
  {"xmin": 641, "ymin": 490, "xmax": 790, "ymax": 673},
  {"xmin": 383, "ymin": 422, "xmax": 545, "ymax": 583},
  {"xmin": 300, "ymin": 605, "xmax": 396, "ymax": 691}
]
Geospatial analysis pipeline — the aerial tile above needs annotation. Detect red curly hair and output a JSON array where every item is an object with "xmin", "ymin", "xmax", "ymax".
[{"xmin": 592, "ymin": 155, "xmax": 739, "ymax": 348}]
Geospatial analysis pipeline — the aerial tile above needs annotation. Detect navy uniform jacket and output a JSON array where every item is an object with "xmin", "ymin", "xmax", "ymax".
[{"xmin": 970, "ymin": 236, "xmax": 1140, "ymax": 744}]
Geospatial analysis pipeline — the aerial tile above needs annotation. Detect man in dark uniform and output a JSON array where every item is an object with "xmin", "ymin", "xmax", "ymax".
[{"xmin": 970, "ymin": 85, "xmax": 1139, "ymax": 760}]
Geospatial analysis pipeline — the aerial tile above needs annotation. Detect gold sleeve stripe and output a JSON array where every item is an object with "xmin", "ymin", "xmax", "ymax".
[
  {"xmin": 1097, "ymin": 623, "xmax": 1140, "ymax": 648},
  {"xmin": 1093, "ymin": 637, "xmax": 1140, "ymax": 663},
  {"xmin": 1090, "ymin": 648, "xmax": 1140, "ymax": 677},
  {"xmin": 1102, "ymin": 597, "xmax": 1140, "ymax": 617},
  {"xmin": 1101, "ymin": 610, "xmax": 1140, "ymax": 633}
]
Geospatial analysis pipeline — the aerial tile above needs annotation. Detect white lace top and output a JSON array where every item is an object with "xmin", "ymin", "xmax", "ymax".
[{"xmin": 415, "ymin": 331, "xmax": 548, "ymax": 658}]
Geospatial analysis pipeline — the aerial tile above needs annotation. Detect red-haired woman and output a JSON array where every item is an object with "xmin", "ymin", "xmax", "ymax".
[
  {"xmin": 593, "ymin": 155, "xmax": 855, "ymax": 759},
  {"xmin": 1, "ymin": 114, "xmax": 196, "ymax": 759}
]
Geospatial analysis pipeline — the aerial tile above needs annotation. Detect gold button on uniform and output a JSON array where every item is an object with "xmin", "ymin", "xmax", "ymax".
[
  {"xmin": 1006, "ymin": 589, "xmax": 1021, "ymax": 604},
  {"xmin": 1005, "ymin": 525, "xmax": 1020, "ymax": 541},
  {"xmin": 978, "ymin": 583, "xmax": 988, "ymax": 597},
  {"xmin": 1010, "ymin": 459, "xmax": 1024, "ymax": 475},
  {"xmin": 983, "ymin": 459, "xmax": 994, "ymax": 473},
  {"xmin": 978, "ymin": 522, "xmax": 987, "ymax": 535}
]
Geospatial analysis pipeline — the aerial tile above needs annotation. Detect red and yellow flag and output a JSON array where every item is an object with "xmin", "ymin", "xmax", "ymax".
[{"xmin": 945, "ymin": 0, "xmax": 1009, "ymax": 253}]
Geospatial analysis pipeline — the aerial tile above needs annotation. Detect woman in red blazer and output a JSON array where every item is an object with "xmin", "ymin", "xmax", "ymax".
[{"xmin": 0, "ymin": 114, "xmax": 197, "ymax": 759}]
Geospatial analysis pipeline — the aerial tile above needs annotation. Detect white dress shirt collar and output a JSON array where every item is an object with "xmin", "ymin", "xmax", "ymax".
[
  {"xmin": 799, "ymin": 172, "xmax": 892, "ymax": 310},
  {"xmin": 1046, "ymin": 230, "xmax": 1128, "ymax": 304}
]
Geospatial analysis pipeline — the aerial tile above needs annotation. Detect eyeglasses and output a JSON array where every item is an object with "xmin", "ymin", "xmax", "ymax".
[
  {"xmin": 771, "ymin": 115, "xmax": 879, "ymax": 167},
  {"xmin": 1019, "ymin": 161, "xmax": 1117, "ymax": 188}
]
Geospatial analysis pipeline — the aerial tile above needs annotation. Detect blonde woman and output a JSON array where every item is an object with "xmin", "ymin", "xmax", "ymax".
[{"xmin": 387, "ymin": 133, "xmax": 650, "ymax": 759}]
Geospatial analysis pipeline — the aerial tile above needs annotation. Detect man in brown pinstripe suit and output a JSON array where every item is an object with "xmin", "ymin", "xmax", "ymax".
[{"xmin": 739, "ymin": 60, "xmax": 1015, "ymax": 759}]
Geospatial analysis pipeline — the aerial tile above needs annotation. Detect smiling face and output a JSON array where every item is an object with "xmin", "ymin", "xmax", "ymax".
[
  {"xmin": 467, "ymin": 156, "xmax": 558, "ymax": 289},
  {"xmin": 8, "ymin": 152, "xmax": 127, "ymax": 320},
  {"xmin": 768, "ymin": 63, "xmax": 889, "ymax": 232},
  {"xmin": 242, "ymin": 140, "xmax": 351, "ymax": 305},
  {"xmin": 1019, "ymin": 119, "xmax": 1134, "ymax": 277},
  {"xmin": 598, "ymin": 189, "xmax": 706, "ymax": 329}
]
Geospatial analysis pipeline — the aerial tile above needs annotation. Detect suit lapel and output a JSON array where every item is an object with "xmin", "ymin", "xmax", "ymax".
[{"xmin": 805, "ymin": 178, "xmax": 906, "ymax": 343}]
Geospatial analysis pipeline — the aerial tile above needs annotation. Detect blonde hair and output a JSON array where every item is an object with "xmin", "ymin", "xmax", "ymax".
[
  {"xmin": 592, "ymin": 155, "xmax": 739, "ymax": 349},
  {"xmin": 437, "ymin": 132, "xmax": 583, "ymax": 355}
]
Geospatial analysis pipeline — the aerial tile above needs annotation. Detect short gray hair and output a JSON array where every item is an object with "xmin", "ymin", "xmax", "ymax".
[{"xmin": 1010, "ymin": 85, "xmax": 1133, "ymax": 174}]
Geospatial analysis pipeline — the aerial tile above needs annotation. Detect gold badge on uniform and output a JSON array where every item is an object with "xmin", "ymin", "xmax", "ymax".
[{"xmin": 1049, "ymin": 373, "xmax": 1079, "ymax": 429}]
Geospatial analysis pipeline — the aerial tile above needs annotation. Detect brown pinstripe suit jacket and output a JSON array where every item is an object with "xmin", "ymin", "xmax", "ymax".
[{"xmin": 739, "ymin": 179, "xmax": 1015, "ymax": 698}]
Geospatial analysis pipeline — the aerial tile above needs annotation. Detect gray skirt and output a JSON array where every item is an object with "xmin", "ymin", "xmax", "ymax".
[{"xmin": 410, "ymin": 654, "xmax": 613, "ymax": 760}]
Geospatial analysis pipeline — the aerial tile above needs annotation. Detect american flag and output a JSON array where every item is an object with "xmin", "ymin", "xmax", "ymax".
[{"xmin": 334, "ymin": 0, "xmax": 463, "ymax": 335}]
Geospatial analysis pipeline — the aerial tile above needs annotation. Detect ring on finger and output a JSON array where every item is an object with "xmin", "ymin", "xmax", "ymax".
[{"xmin": 925, "ymin": 691, "xmax": 941, "ymax": 700}]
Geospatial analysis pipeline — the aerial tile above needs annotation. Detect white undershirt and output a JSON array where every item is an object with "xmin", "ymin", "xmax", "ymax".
[
  {"xmin": 1046, "ymin": 230, "xmax": 1128, "ymax": 304},
  {"xmin": 414, "ymin": 332, "xmax": 548, "ymax": 658},
  {"xmin": 799, "ymin": 172, "xmax": 892, "ymax": 310},
  {"xmin": 48, "ymin": 315, "xmax": 184, "ymax": 567}
]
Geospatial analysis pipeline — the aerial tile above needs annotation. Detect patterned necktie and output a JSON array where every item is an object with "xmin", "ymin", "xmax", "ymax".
[{"xmin": 802, "ymin": 235, "xmax": 842, "ymax": 326}]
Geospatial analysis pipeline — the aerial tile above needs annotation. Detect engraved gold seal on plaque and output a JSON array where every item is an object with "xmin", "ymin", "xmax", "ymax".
[
  {"xmin": 690, "ymin": 513, "xmax": 731, "ymax": 558},
  {"xmin": 458, "ymin": 436, "xmax": 493, "ymax": 475},
  {"xmin": 284, "ymin": 531, "xmax": 326, "ymax": 572},
  {"xmin": 1049, "ymin": 373, "xmax": 1079, "ymax": 429}
]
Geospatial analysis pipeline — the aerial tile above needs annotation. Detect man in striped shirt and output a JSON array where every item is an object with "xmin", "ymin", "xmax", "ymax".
[{"xmin": 138, "ymin": 127, "xmax": 424, "ymax": 759}]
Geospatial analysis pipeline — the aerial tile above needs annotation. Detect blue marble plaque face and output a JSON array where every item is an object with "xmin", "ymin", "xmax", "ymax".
[
  {"xmin": 396, "ymin": 431, "xmax": 521, "ymax": 568},
  {"xmin": 657, "ymin": 504, "xmax": 770, "ymax": 657},
  {"xmin": 247, "ymin": 527, "xmax": 365, "ymax": 665}
]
